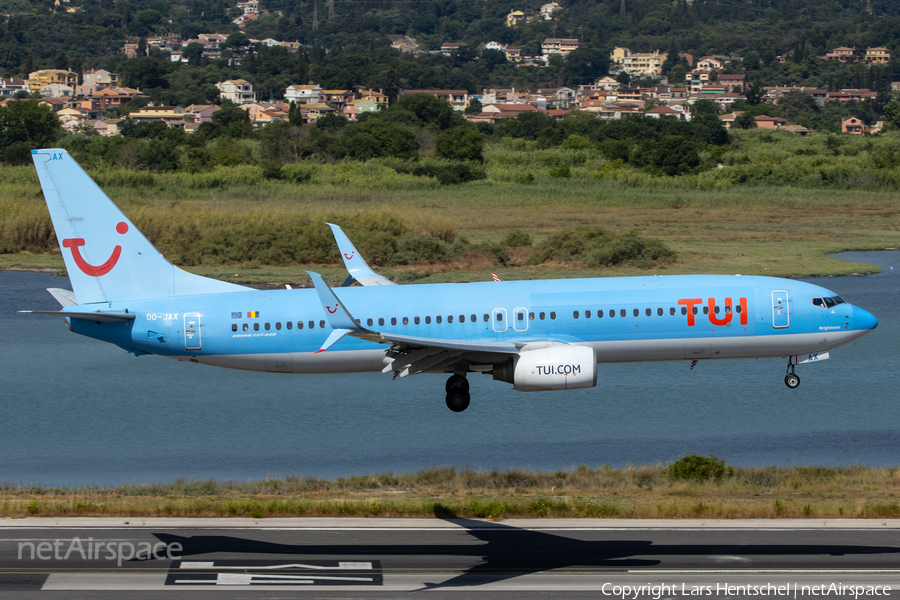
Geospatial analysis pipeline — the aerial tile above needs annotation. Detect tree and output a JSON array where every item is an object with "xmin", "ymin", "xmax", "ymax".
[
  {"xmin": 0, "ymin": 100, "xmax": 61, "ymax": 159},
  {"xmin": 734, "ymin": 112, "xmax": 756, "ymax": 129},
  {"xmin": 745, "ymin": 80, "xmax": 764, "ymax": 106},
  {"xmin": 883, "ymin": 99, "xmax": 900, "ymax": 130},
  {"xmin": 691, "ymin": 98, "xmax": 719, "ymax": 116},
  {"xmin": 389, "ymin": 94, "xmax": 464, "ymax": 130},
  {"xmin": 340, "ymin": 120, "xmax": 419, "ymax": 160},
  {"xmin": 464, "ymin": 98, "xmax": 482, "ymax": 115},
  {"xmin": 648, "ymin": 135, "xmax": 700, "ymax": 176},
  {"xmin": 435, "ymin": 126, "xmax": 485, "ymax": 162}
]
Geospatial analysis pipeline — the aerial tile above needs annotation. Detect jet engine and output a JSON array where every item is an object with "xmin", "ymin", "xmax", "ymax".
[{"xmin": 492, "ymin": 345, "xmax": 597, "ymax": 392}]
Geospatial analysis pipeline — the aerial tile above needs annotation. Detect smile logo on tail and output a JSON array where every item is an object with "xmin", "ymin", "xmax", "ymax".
[
  {"xmin": 344, "ymin": 251, "xmax": 355, "ymax": 260},
  {"xmin": 62, "ymin": 222, "xmax": 128, "ymax": 277},
  {"xmin": 326, "ymin": 304, "xmax": 338, "ymax": 314}
]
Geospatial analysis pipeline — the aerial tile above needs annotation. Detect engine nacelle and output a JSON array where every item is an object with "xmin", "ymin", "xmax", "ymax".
[{"xmin": 493, "ymin": 345, "xmax": 597, "ymax": 392}]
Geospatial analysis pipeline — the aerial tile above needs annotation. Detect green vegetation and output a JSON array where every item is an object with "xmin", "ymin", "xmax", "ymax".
[{"xmin": 3, "ymin": 463, "xmax": 900, "ymax": 519}]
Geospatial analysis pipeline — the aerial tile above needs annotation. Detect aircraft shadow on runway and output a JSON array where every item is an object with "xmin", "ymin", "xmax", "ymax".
[{"xmin": 153, "ymin": 518, "xmax": 900, "ymax": 589}]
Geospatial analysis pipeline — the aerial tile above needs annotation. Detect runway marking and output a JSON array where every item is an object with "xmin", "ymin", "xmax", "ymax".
[{"xmin": 165, "ymin": 560, "xmax": 383, "ymax": 587}]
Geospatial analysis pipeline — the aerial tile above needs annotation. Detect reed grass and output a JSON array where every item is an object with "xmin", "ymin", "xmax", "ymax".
[
  {"xmin": 2, "ymin": 464, "xmax": 899, "ymax": 519},
  {"xmin": 2, "ymin": 131, "xmax": 898, "ymax": 280}
]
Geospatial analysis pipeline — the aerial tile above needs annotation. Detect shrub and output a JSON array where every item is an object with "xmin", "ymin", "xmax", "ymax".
[
  {"xmin": 501, "ymin": 230, "xmax": 532, "ymax": 247},
  {"xmin": 525, "ymin": 226, "xmax": 676, "ymax": 269},
  {"xmin": 667, "ymin": 455, "xmax": 727, "ymax": 481},
  {"xmin": 549, "ymin": 165, "xmax": 571, "ymax": 178}
]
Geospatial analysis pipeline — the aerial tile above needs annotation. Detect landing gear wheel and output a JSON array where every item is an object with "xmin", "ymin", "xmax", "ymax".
[
  {"xmin": 784, "ymin": 373, "xmax": 800, "ymax": 389},
  {"xmin": 446, "ymin": 390, "xmax": 471, "ymax": 412},
  {"xmin": 445, "ymin": 374, "xmax": 469, "ymax": 393}
]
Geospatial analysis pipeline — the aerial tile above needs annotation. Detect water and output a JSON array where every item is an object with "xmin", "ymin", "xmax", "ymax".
[{"xmin": 1, "ymin": 252, "xmax": 898, "ymax": 487}]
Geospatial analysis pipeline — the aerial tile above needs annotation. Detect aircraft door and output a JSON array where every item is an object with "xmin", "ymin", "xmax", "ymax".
[
  {"xmin": 772, "ymin": 291, "xmax": 789, "ymax": 329},
  {"xmin": 184, "ymin": 312, "xmax": 202, "ymax": 350},
  {"xmin": 513, "ymin": 307, "xmax": 528, "ymax": 332},
  {"xmin": 492, "ymin": 308, "xmax": 508, "ymax": 333}
]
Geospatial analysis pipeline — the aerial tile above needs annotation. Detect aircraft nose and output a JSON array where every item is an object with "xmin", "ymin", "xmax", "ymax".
[{"xmin": 853, "ymin": 306, "xmax": 878, "ymax": 331}]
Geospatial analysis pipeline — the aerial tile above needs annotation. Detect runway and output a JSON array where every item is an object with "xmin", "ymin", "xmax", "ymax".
[{"xmin": 2, "ymin": 518, "xmax": 900, "ymax": 598}]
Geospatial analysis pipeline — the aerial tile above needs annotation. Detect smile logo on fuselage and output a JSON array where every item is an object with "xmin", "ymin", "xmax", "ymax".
[{"xmin": 62, "ymin": 222, "xmax": 128, "ymax": 277}]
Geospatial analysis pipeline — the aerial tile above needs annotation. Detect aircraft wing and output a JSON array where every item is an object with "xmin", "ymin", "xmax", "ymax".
[
  {"xmin": 326, "ymin": 223, "xmax": 397, "ymax": 286},
  {"xmin": 306, "ymin": 271, "xmax": 563, "ymax": 377}
]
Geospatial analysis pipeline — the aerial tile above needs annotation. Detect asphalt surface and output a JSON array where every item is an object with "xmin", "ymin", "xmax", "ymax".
[{"xmin": 1, "ymin": 518, "xmax": 899, "ymax": 598}]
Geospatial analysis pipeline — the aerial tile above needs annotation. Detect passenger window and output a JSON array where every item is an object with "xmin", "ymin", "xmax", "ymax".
[
  {"xmin": 308, "ymin": 320, "xmax": 314, "ymax": 329},
  {"xmin": 657, "ymin": 308, "xmax": 663, "ymax": 316},
  {"xmin": 401, "ymin": 317, "xmax": 408, "ymax": 325},
  {"xmin": 460, "ymin": 315, "xmax": 466, "ymax": 323},
  {"xmin": 586, "ymin": 310, "xmax": 591, "ymax": 318},
  {"xmin": 231, "ymin": 323, "xmax": 237, "ymax": 332},
  {"xmin": 483, "ymin": 314, "xmax": 489, "ymax": 322},
  {"xmin": 496, "ymin": 314, "xmax": 502, "ymax": 322},
  {"xmin": 725, "ymin": 306, "xmax": 731, "ymax": 314},
  {"xmin": 448, "ymin": 315, "xmax": 454, "ymax": 323},
  {"xmin": 610, "ymin": 310, "xmax": 615, "ymax": 318},
  {"xmin": 598, "ymin": 310, "xmax": 603, "ymax": 318},
  {"xmin": 620, "ymin": 309, "xmax": 626, "ymax": 317},
  {"xmin": 736, "ymin": 305, "xmax": 742, "ymax": 313},
  {"xmin": 426, "ymin": 316, "xmax": 432, "ymax": 324},
  {"xmin": 517, "ymin": 312, "xmax": 524, "ymax": 321},
  {"xmin": 378, "ymin": 318, "xmax": 385, "ymax": 326},
  {"xmin": 287, "ymin": 321, "xmax": 292, "ymax": 330},
  {"xmin": 550, "ymin": 311, "xmax": 556, "ymax": 320},
  {"xmin": 355, "ymin": 319, "xmax": 360, "ymax": 325},
  {"xmin": 391, "ymin": 317, "xmax": 397, "ymax": 325},
  {"xmin": 275, "ymin": 322, "xmax": 281, "ymax": 330},
  {"xmin": 436, "ymin": 316, "xmax": 442, "ymax": 324},
  {"xmin": 319, "ymin": 320, "xmax": 325, "ymax": 328},
  {"xmin": 702, "ymin": 306, "xmax": 709, "ymax": 315},
  {"xmin": 670, "ymin": 307, "xmax": 676, "ymax": 316},
  {"xmin": 692, "ymin": 307, "xmax": 698, "ymax": 315},
  {"xmin": 298, "ymin": 321, "xmax": 303, "ymax": 329},
  {"xmin": 633, "ymin": 309, "xmax": 639, "ymax": 317},
  {"xmin": 681, "ymin": 307, "xmax": 687, "ymax": 315},
  {"xmin": 812, "ymin": 298, "xmax": 824, "ymax": 307},
  {"xmin": 264, "ymin": 322, "xmax": 270, "ymax": 330},
  {"xmin": 529, "ymin": 312, "xmax": 535, "ymax": 320},
  {"xmin": 573, "ymin": 310, "xmax": 579, "ymax": 319},
  {"xmin": 254, "ymin": 323, "xmax": 260, "ymax": 331},
  {"xmin": 414, "ymin": 316, "xmax": 420, "ymax": 324},
  {"xmin": 470, "ymin": 314, "xmax": 476, "ymax": 322},
  {"xmin": 713, "ymin": 306, "xmax": 720, "ymax": 314},
  {"xmin": 539, "ymin": 312, "xmax": 546, "ymax": 320}
]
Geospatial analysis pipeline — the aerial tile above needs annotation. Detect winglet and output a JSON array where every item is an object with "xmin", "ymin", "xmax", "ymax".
[
  {"xmin": 326, "ymin": 223, "xmax": 396, "ymax": 286},
  {"xmin": 306, "ymin": 271, "xmax": 380, "ymax": 351}
]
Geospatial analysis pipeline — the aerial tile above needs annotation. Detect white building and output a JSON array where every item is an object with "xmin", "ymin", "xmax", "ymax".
[
  {"xmin": 216, "ymin": 79, "xmax": 256, "ymax": 104},
  {"xmin": 284, "ymin": 84, "xmax": 322, "ymax": 104}
]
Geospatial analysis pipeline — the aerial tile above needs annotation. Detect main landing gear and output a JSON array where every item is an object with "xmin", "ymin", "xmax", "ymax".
[
  {"xmin": 784, "ymin": 358, "xmax": 800, "ymax": 389},
  {"xmin": 445, "ymin": 374, "xmax": 470, "ymax": 412}
]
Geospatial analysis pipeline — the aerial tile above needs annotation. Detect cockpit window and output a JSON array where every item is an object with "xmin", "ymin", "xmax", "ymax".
[{"xmin": 814, "ymin": 296, "xmax": 844, "ymax": 308}]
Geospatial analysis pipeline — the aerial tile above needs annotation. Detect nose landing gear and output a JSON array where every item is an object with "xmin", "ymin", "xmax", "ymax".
[
  {"xmin": 784, "ymin": 358, "xmax": 800, "ymax": 389},
  {"xmin": 445, "ymin": 374, "xmax": 470, "ymax": 412}
]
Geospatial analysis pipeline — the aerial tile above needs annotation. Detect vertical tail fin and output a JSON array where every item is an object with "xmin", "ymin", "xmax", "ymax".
[{"xmin": 32, "ymin": 149, "xmax": 248, "ymax": 304}]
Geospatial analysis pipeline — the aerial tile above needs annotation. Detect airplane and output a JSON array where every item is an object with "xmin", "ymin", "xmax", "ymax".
[{"xmin": 22, "ymin": 149, "xmax": 878, "ymax": 412}]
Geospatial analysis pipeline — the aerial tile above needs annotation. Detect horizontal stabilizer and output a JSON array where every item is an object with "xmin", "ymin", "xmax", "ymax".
[
  {"xmin": 47, "ymin": 288, "xmax": 77, "ymax": 307},
  {"xmin": 19, "ymin": 310, "xmax": 136, "ymax": 323}
]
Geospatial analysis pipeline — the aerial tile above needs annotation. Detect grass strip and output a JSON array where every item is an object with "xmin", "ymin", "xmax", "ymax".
[{"xmin": 4, "ymin": 464, "xmax": 899, "ymax": 520}]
